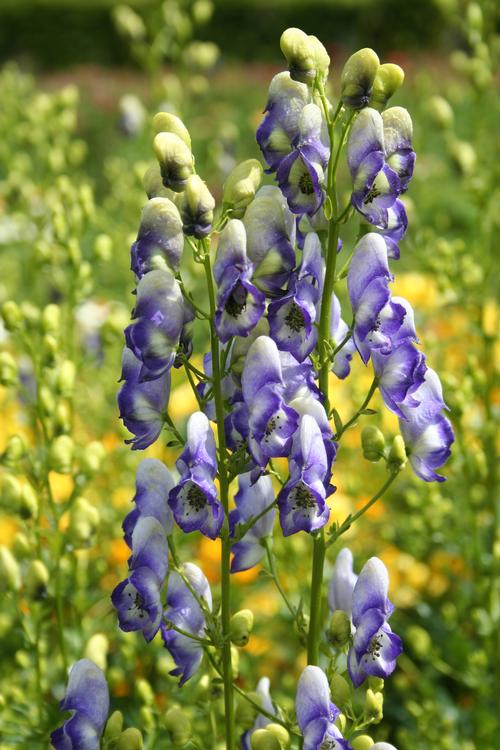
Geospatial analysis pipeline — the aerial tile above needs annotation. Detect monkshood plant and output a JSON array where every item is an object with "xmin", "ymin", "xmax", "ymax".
[{"xmin": 53, "ymin": 28, "xmax": 454, "ymax": 750}]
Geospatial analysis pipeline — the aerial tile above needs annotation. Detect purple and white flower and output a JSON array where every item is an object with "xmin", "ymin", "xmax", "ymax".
[
  {"xmin": 122, "ymin": 458, "xmax": 175, "ymax": 547},
  {"xmin": 168, "ymin": 411, "xmax": 224, "ymax": 538},
  {"xmin": 376, "ymin": 198, "xmax": 408, "ymax": 260},
  {"xmin": 382, "ymin": 107, "xmax": 415, "ymax": 193},
  {"xmin": 230, "ymin": 472, "xmax": 276, "ymax": 573},
  {"xmin": 296, "ymin": 666, "xmax": 351, "ymax": 750},
  {"xmin": 328, "ymin": 548, "xmax": 358, "ymax": 617},
  {"xmin": 330, "ymin": 294, "xmax": 356, "ymax": 380},
  {"xmin": 372, "ymin": 341, "xmax": 427, "ymax": 418},
  {"xmin": 130, "ymin": 197, "xmax": 184, "ymax": 279},
  {"xmin": 242, "ymin": 677, "xmax": 276, "ymax": 750},
  {"xmin": 50, "ymin": 659, "xmax": 109, "ymax": 750}
]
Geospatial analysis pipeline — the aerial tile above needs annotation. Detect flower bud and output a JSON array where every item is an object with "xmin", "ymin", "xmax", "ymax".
[
  {"xmin": 2, "ymin": 435, "xmax": 27, "ymax": 466},
  {"xmin": 20, "ymin": 302, "xmax": 40, "ymax": 330},
  {"xmin": 41, "ymin": 304, "xmax": 61, "ymax": 335},
  {"xmin": 334, "ymin": 713, "xmax": 346, "ymax": 733},
  {"xmin": 177, "ymin": 174, "xmax": 215, "ymax": 238},
  {"xmin": 153, "ymin": 112, "xmax": 192, "ymax": 149},
  {"xmin": 0, "ymin": 352, "xmax": 18, "ymax": 386},
  {"xmin": 0, "ymin": 546, "xmax": 21, "ymax": 591},
  {"xmin": 1, "ymin": 301, "xmax": 22, "ymax": 331},
  {"xmin": 143, "ymin": 166, "xmax": 172, "ymax": 199},
  {"xmin": 251, "ymin": 729, "xmax": 282, "ymax": 750},
  {"xmin": 351, "ymin": 735, "xmax": 375, "ymax": 750},
  {"xmin": 139, "ymin": 705, "xmax": 155, "ymax": 733},
  {"xmin": 116, "ymin": 727, "xmax": 143, "ymax": 750},
  {"xmin": 42, "ymin": 334, "xmax": 58, "ymax": 365},
  {"xmin": 361, "ymin": 425, "xmax": 386, "ymax": 462},
  {"xmin": 367, "ymin": 676, "xmax": 384, "ymax": 692},
  {"xmin": 39, "ymin": 385, "xmax": 55, "ymax": 416},
  {"xmin": 388, "ymin": 435, "xmax": 407, "ymax": 472},
  {"xmin": 231, "ymin": 644, "xmax": 240, "ymax": 678},
  {"xmin": 341, "ymin": 48, "xmax": 380, "ymax": 109},
  {"xmin": 364, "ymin": 689, "xmax": 383, "ymax": 723},
  {"xmin": 235, "ymin": 692, "xmax": 260, "ymax": 729},
  {"xmin": 230, "ymin": 609, "xmax": 254, "ymax": 646},
  {"xmin": 183, "ymin": 41, "xmax": 219, "ymax": 71},
  {"xmin": 0, "ymin": 474, "xmax": 22, "ymax": 512},
  {"xmin": 79, "ymin": 441, "xmax": 106, "ymax": 475},
  {"xmin": 467, "ymin": 2, "xmax": 482, "ymax": 32},
  {"xmin": 49, "ymin": 435, "xmax": 74, "ymax": 473},
  {"xmin": 427, "ymin": 96, "xmax": 454, "ymax": 129},
  {"xmin": 369, "ymin": 63, "xmax": 405, "ymax": 110},
  {"xmin": 192, "ymin": 0, "xmax": 213, "ymax": 25},
  {"xmin": 329, "ymin": 673, "xmax": 350, "ymax": 708},
  {"xmin": 448, "ymin": 139, "xmax": 476, "ymax": 176},
  {"xmin": 113, "ymin": 5, "xmax": 146, "ymax": 41},
  {"xmin": 68, "ymin": 497, "xmax": 100, "ymax": 547},
  {"xmin": 223, "ymin": 159, "xmax": 263, "ymax": 217},
  {"xmin": 328, "ymin": 609, "xmax": 351, "ymax": 648},
  {"xmin": 280, "ymin": 28, "xmax": 330, "ymax": 85},
  {"xmin": 266, "ymin": 723, "xmax": 290, "ymax": 748},
  {"xmin": 153, "ymin": 132, "xmax": 194, "ymax": 192},
  {"xmin": 84, "ymin": 633, "xmax": 109, "ymax": 670},
  {"xmin": 13, "ymin": 532, "xmax": 31, "ymax": 559},
  {"xmin": 164, "ymin": 707, "xmax": 191, "ymax": 747},
  {"xmin": 54, "ymin": 402, "xmax": 71, "ymax": 435},
  {"xmin": 136, "ymin": 677, "xmax": 154, "ymax": 705},
  {"xmin": 20, "ymin": 484, "xmax": 38, "ymax": 519},
  {"xmin": 25, "ymin": 559, "xmax": 49, "ymax": 599},
  {"xmin": 103, "ymin": 710, "xmax": 124, "ymax": 743},
  {"xmin": 406, "ymin": 625, "xmax": 431, "ymax": 658},
  {"xmin": 94, "ymin": 234, "xmax": 113, "ymax": 262}
]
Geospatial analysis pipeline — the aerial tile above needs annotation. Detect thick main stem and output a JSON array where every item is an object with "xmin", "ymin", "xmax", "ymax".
[{"xmin": 202, "ymin": 246, "xmax": 234, "ymax": 750}]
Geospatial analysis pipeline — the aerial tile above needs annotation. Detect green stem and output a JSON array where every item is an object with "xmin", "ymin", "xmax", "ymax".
[
  {"xmin": 202, "ymin": 240, "xmax": 235, "ymax": 750},
  {"xmin": 263, "ymin": 538, "xmax": 296, "ymax": 619},
  {"xmin": 307, "ymin": 531, "xmax": 326, "ymax": 664},
  {"xmin": 335, "ymin": 377, "xmax": 378, "ymax": 438}
]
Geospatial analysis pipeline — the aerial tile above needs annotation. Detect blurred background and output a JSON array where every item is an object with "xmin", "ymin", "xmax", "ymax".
[{"xmin": 0, "ymin": 1, "xmax": 498, "ymax": 749}]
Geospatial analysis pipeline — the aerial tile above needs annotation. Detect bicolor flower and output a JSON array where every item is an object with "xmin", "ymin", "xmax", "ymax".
[
  {"xmin": 213, "ymin": 219, "xmax": 265, "ymax": 342},
  {"xmin": 348, "ymin": 557, "xmax": 403, "ymax": 687},
  {"xmin": 111, "ymin": 515, "xmax": 168, "ymax": 642},
  {"xmin": 382, "ymin": 107, "xmax": 415, "ymax": 193},
  {"xmin": 242, "ymin": 677, "xmax": 276, "ymax": 750},
  {"xmin": 296, "ymin": 666, "xmax": 351, "ymax": 750},
  {"xmin": 50, "ymin": 659, "xmax": 109, "ymax": 750},
  {"xmin": 328, "ymin": 548, "xmax": 358, "ymax": 617},
  {"xmin": 399, "ymin": 368, "xmax": 454, "ymax": 482},
  {"xmin": 278, "ymin": 414, "xmax": 332, "ymax": 536},
  {"xmin": 372, "ymin": 341, "xmax": 427, "ymax": 418},
  {"xmin": 122, "ymin": 458, "xmax": 175, "ymax": 546},
  {"xmin": 124, "ymin": 269, "xmax": 187, "ymax": 381},
  {"xmin": 243, "ymin": 186, "xmax": 297, "ymax": 297},
  {"xmin": 376, "ymin": 198, "xmax": 408, "ymax": 260},
  {"xmin": 330, "ymin": 294, "xmax": 356, "ymax": 380},
  {"xmin": 229, "ymin": 472, "xmax": 276, "ymax": 573},
  {"xmin": 130, "ymin": 197, "xmax": 184, "ymax": 279},
  {"xmin": 117, "ymin": 347, "xmax": 170, "ymax": 450},
  {"xmin": 168, "ymin": 411, "xmax": 224, "ymax": 538},
  {"xmin": 161, "ymin": 562, "xmax": 212, "ymax": 685},
  {"xmin": 268, "ymin": 232, "xmax": 324, "ymax": 361},
  {"xmin": 241, "ymin": 336, "xmax": 299, "ymax": 468}
]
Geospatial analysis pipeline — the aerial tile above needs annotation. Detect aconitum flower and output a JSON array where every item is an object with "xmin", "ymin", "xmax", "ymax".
[
  {"xmin": 117, "ymin": 347, "xmax": 170, "ymax": 450},
  {"xmin": 399, "ymin": 368, "xmax": 454, "ymax": 482},
  {"xmin": 330, "ymin": 294, "xmax": 356, "ymax": 379},
  {"xmin": 348, "ymin": 557, "xmax": 403, "ymax": 687},
  {"xmin": 376, "ymin": 198, "xmax": 408, "ymax": 260},
  {"xmin": 230, "ymin": 472, "xmax": 276, "ymax": 572},
  {"xmin": 328, "ymin": 548, "xmax": 358, "ymax": 617},
  {"xmin": 382, "ymin": 107, "xmax": 415, "ymax": 193},
  {"xmin": 268, "ymin": 232, "xmax": 323, "ymax": 361},
  {"xmin": 162, "ymin": 562, "xmax": 212, "ymax": 685},
  {"xmin": 122, "ymin": 458, "xmax": 174, "ymax": 546},
  {"xmin": 111, "ymin": 515, "xmax": 168, "ymax": 642},
  {"xmin": 130, "ymin": 197, "xmax": 184, "ymax": 278},
  {"xmin": 124, "ymin": 269, "xmax": 188, "ymax": 381},
  {"xmin": 244, "ymin": 186, "xmax": 296, "ymax": 297},
  {"xmin": 242, "ymin": 677, "xmax": 276, "ymax": 750},
  {"xmin": 241, "ymin": 336, "xmax": 299, "ymax": 468},
  {"xmin": 168, "ymin": 411, "xmax": 223, "ymax": 538},
  {"xmin": 51, "ymin": 659, "xmax": 109, "ymax": 750},
  {"xmin": 213, "ymin": 219, "xmax": 265, "ymax": 342},
  {"xmin": 296, "ymin": 666, "xmax": 351, "ymax": 750},
  {"xmin": 372, "ymin": 341, "xmax": 427, "ymax": 418},
  {"xmin": 278, "ymin": 414, "xmax": 332, "ymax": 536}
]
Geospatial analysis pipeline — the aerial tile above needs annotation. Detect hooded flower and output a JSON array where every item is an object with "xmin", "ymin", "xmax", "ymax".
[
  {"xmin": 241, "ymin": 336, "xmax": 299, "ymax": 468},
  {"xmin": 124, "ymin": 269, "xmax": 188, "ymax": 381},
  {"xmin": 213, "ymin": 219, "xmax": 265, "ymax": 342},
  {"xmin": 268, "ymin": 232, "xmax": 324, "ymax": 361},
  {"xmin": 230, "ymin": 472, "xmax": 276, "ymax": 573},
  {"xmin": 399, "ymin": 368, "xmax": 454, "ymax": 482},
  {"xmin": 122, "ymin": 458, "xmax": 175, "ymax": 546},
  {"xmin": 328, "ymin": 548, "xmax": 358, "ymax": 617},
  {"xmin": 382, "ymin": 107, "xmax": 415, "ymax": 193},
  {"xmin": 168, "ymin": 411, "xmax": 224, "ymax": 538},
  {"xmin": 296, "ymin": 666, "xmax": 351, "ymax": 750},
  {"xmin": 111, "ymin": 515, "xmax": 169, "ymax": 642},
  {"xmin": 372, "ymin": 337, "xmax": 426, "ymax": 419},
  {"xmin": 50, "ymin": 659, "xmax": 109, "ymax": 750},
  {"xmin": 375, "ymin": 198, "xmax": 408, "ymax": 260},
  {"xmin": 330, "ymin": 294, "xmax": 356, "ymax": 380},
  {"xmin": 242, "ymin": 677, "xmax": 276, "ymax": 750},
  {"xmin": 348, "ymin": 557, "xmax": 403, "ymax": 687},
  {"xmin": 278, "ymin": 414, "xmax": 332, "ymax": 536},
  {"xmin": 117, "ymin": 347, "xmax": 170, "ymax": 450},
  {"xmin": 161, "ymin": 562, "xmax": 212, "ymax": 685},
  {"xmin": 130, "ymin": 197, "xmax": 184, "ymax": 279},
  {"xmin": 243, "ymin": 186, "xmax": 297, "ymax": 297}
]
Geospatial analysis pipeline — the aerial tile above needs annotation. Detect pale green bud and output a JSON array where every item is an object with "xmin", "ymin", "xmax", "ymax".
[
  {"xmin": 103, "ymin": 710, "xmax": 124, "ymax": 743},
  {"xmin": 0, "ymin": 352, "xmax": 18, "ymax": 386},
  {"xmin": 351, "ymin": 735, "xmax": 375, "ymax": 750},
  {"xmin": 67, "ymin": 238, "xmax": 82, "ymax": 266},
  {"xmin": 84, "ymin": 633, "xmax": 109, "ymax": 671},
  {"xmin": 68, "ymin": 497, "xmax": 100, "ymax": 546},
  {"xmin": 361, "ymin": 425, "xmax": 386, "ymax": 462},
  {"xmin": 328, "ymin": 610, "xmax": 351, "ymax": 648},
  {"xmin": 153, "ymin": 112, "xmax": 192, "ymax": 149},
  {"xmin": 192, "ymin": 0, "xmax": 213, "ymax": 24},
  {"xmin": 0, "ymin": 474, "xmax": 22, "ymax": 512},
  {"xmin": 15, "ymin": 649, "xmax": 31, "ymax": 669},
  {"xmin": 25, "ymin": 559, "xmax": 49, "ymax": 599},
  {"xmin": 231, "ymin": 643, "xmax": 240, "ymax": 678},
  {"xmin": 364, "ymin": 689, "xmax": 383, "ymax": 723},
  {"xmin": 467, "ymin": 2, "xmax": 482, "ymax": 32},
  {"xmin": 2, "ymin": 435, "xmax": 27, "ymax": 466},
  {"xmin": 20, "ymin": 484, "xmax": 38, "ymax": 519},
  {"xmin": 0, "ymin": 613, "xmax": 12, "ymax": 638},
  {"xmin": 49, "ymin": 435, "xmax": 74, "ymax": 474},
  {"xmin": 427, "ymin": 96, "xmax": 454, "ymax": 129},
  {"xmin": 369, "ymin": 63, "xmax": 405, "ymax": 110},
  {"xmin": 251, "ymin": 729, "xmax": 281, "ymax": 750},
  {"xmin": 42, "ymin": 334, "xmax": 58, "ymax": 365},
  {"xmin": 178, "ymin": 174, "xmax": 215, "ymax": 237},
  {"xmin": 388, "ymin": 435, "xmax": 407, "ymax": 472},
  {"xmin": 13, "ymin": 532, "xmax": 31, "ymax": 559},
  {"xmin": 153, "ymin": 132, "xmax": 194, "ymax": 193},
  {"xmin": 188, "ymin": 74, "xmax": 210, "ymax": 97},
  {"xmin": 0, "ymin": 546, "xmax": 21, "ymax": 591},
  {"xmin": 230, "ymin": 609, "xmax": 254, "ymax": 646},
  {"xmin": 334, "ymin": 713, "xmax": 346, "ymax": 733},
  {"xmin": 113, "ymin": 5, "xmax": 146, "ymax": 41},
  {"xmin": 20, "ymin": 303, "xmax": 40, "ymax": 330},
  {"xmin": 116, "ymin": 727, "xmax": 143, "ymax": 750},
  {"xmin": 406, "ymin": 625, "xmax": 432, "ymax": 658},
  {"xmin": 1, "ymin": 301, "xmax": 22, "ymax": 331},
  {"xmin": 184, "ymin": 41, "xmax": 219, "ymax": 71},
  {"xmin": 235, "ymin": 691, "xmax": 261, "ymax": 729},
  {"xmin": 142, "ymin": 166, "xmax": 173, "ymax": 199},
  {"xmin": 367, "ymin": 676, "xmax": 384, "ymax": 692},
  {"xmin": 329, "ymin": 673, "xmax": 351, "ymax": 707},
  {"xmin": 448, "ymin": 139, "xmax": 476, "ymax": 176},
  {"xmin": 136, "ymin": 677, "xmax": 154, "ymax": 705},
  {"xmin": 280, "ymin": 28, "xmax": 329, "ymax": 85},
  {"xmin": 54, "ymin": 402, "xmax": 72, "ymax": 435},
  {"xmin": 341, "ymin": 48, "xmax": 380, "ymax": 109},
  {"xmin": 41, "ymin": 304, "xmax": 61, "ymax": 335},
  {"xmin": 266, "ymin": 723, "xmax": 290, "ymax": 748},
  {"xmin": 223, "ymin": 159, "xmax": 263, "ymax": 217},
  {"xmin": 79, "ymin": 441, "xmax": 106, "ymax": 475},
  {"xmin": 164, "ymin": 707, "xmax": 191, "ymax": 747},
  {"xmin": 94, "ymin": 234, "xmax": 113, "ymax": 262},
  {"xmin": 139, "ymin": 705, "xmax": 155, "ymax": 733},
  {"xmin": 39, "ymin": 385, "xmax": 55, "ymax": 416}
]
